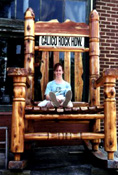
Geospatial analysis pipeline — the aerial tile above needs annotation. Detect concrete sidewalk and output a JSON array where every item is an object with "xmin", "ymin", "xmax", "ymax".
[{"xmin": 0, "ymin": 145, "xmax": 118, "ymax": 175}]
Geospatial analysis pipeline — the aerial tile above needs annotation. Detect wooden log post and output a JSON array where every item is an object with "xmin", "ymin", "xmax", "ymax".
[
  {"xmin": 74, "ymin": 52, "xmax": 83, "ymax": 101},
  {"xmin": 53, "ymin": 52, "xmax": 59, "ymax": 66},
  {"xmin": 89, "ymin": 10, "xmax": 100, "ymax": 151},
  {"xmin": 104, "ymin": 77, "xmax": 117, "ymax": 160},
  {"xmin": 24, "ymin": 8, "xmax": 35, "ymax": 105},
  {"xmin": 8, "ymin": 68, "xmax": 27, "ymax": 161},
  {"xmin": 40, "ymin": 52, "xmax": 49, "ymax": 100},
  {"xmin": 64, "ymin": 52, "xmax": 71, "ymax": 84}
]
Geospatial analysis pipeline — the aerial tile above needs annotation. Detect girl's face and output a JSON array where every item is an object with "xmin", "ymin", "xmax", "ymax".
[{"xmin": 54, "ymin": 65, "xmax": 64, "ymax": 79}]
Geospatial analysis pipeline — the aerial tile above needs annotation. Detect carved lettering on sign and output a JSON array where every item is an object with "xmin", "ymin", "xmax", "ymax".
[{"xmin": 39, "ymin": 36, "xmax": 84, "ymax": 48}]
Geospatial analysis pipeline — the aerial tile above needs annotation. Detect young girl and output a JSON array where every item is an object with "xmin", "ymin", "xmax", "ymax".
[{"xmin": 38, "ymin": 63, "xmax": 73, "ymax": 108}]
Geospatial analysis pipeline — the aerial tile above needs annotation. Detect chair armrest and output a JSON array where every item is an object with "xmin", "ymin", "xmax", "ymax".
[
  {"xmin": 95, "ymin": 68, "xmax": 118, "ymax": 88},
  {"xmin": 7, "ymin": 67, "xmax": 30, "ymax": 87},
  {"xmin": 7, "ymin": 67, "xmax": 27, "ymax": 77}
]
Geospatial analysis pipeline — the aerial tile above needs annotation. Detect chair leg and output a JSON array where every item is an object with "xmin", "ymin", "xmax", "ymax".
[
  {"xmin": 91, "ymin": 119, "xmax": 101, "ymax": 151},
  {"xmin": 104, "ymin": 77, "xmax": 117, "ymax": 160},
  {"xmin": 14, "ymin": 154, "xmax": 21, "ymax": 161},
  {"xmin": 10, "ymin": 75, "xmax": 26, "ymax": 161}
]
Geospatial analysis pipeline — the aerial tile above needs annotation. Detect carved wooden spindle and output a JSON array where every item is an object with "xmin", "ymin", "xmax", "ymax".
[
  {"xmin": 24, "ymin": 8, "xmax": 35, "ymax": 104},
  {"xmin": 24, "ymin": 132, "xmax": 104, "ymax": 140},
  {"xmin": 104, "ymin": 77, "xmax": 117, "ymax": 160},
  {"xmin": 89, "ymin": 10, "xmax": 100, "ymax": 151},
  {"xmin": 8, "ymin": 68, "xmax": 27, "ymax": 161}
]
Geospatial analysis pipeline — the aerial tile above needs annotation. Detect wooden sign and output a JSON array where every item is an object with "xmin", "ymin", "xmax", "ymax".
[{"xmin": 39, "ymin": 36, "xmax": 84, "ymax": 48}]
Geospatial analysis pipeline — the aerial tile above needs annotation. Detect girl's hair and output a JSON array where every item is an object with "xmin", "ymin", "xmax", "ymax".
[{"xmin": 53, "ymin": 63, "xmax": 64, "ymax": 71}]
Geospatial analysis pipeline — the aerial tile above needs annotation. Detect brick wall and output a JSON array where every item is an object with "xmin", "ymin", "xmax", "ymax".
[{"xmin": 95, "ymin": 0, "xmax": 118, "ymax": 135}]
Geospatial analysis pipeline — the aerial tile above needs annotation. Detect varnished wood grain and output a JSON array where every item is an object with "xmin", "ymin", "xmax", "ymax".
[
  {"xmin": 35, "ymin": 20, "xmax": 89, "ymax": 37},
  {"xmin": 40, "ymin": 52, "xmax": 49, "ymax": 100},
  {"xmin": 25, "ymin": 114, "xmax": 104, "ymax": 120},
  {"xmin": 24, "ymin": 8, "xmax": 35, "ymax": 105},
  {"xmin": 24, "ymin": 132, "xmax": 104, "ymax": 140},
  {"xmin": 35, "ymin": 46, "xmax": 89, "ymax": 52},
  {"xmin": 64, "ymin": 52, "xmax": 71, "ymax": 83},
  {"xmin": 74, "ymin": 53, "xmax": 83, "ymax": 101}
]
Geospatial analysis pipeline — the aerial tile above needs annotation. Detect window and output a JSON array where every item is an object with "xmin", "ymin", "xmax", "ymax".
[
  {"xmin": 0, "ymin": 0, "xmax": 92, "ymax": 22},
  {"xmin": 0, "ymin": 0, "xmax": 92, "ymax": 110}
]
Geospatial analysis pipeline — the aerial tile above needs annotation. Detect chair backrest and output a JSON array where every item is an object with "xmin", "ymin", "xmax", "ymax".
[{"xmin": 24, "ymin": 8, "xmax": 99, "ymax": 106}]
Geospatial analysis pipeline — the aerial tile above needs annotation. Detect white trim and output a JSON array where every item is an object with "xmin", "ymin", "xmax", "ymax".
[{"xmin": 91, "ymin": 0, "xmax": 93, "ymax": 11}]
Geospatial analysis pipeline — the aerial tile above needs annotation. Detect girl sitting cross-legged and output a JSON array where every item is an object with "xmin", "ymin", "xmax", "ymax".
[{"xmin": 38, "ymin": 63, "xmax": 73, "ymax": 108}]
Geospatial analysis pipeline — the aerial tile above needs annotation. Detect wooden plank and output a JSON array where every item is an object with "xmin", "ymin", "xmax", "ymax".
[
  {"xmin": 35, "ymin": 20, "xmax": 89, "ymax": 37},
  {"xmin": 53, "ymin": 52, "xmax": 59, "ymax": 66},
  {"xmin": 25, "ymin": 104, "xmax": 104, "ymax": 114},
  {"xmin": 74, "ymin": 52, "xmax": 83, "ymax": 101},
  {"xmin": 35, "ymin": 46, "xmax": 89, "ymax": 52},
  {"xmin": 64, "ymin": 52, "xmax": 71, "ymax": 83},
  {"xmin": 24, "ymin": 132, "xmax": 104, "ymax": 140},
  {"xmin": 40, "ymin": 51, "xmax": 49, "ymax": 100},
  {"xmin": 25, "ymin": 114, "xmax": 104, "ymax": 120}
]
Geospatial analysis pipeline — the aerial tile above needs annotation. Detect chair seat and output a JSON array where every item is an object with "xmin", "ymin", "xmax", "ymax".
[{"xmin": 25, "ymin": 102, "xmax": 104, "ymax": 114}]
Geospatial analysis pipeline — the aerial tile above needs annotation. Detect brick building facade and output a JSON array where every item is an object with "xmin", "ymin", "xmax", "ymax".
[{"xmin": 95, "ymin": 0, "xmax": 118, "ymax": 134}]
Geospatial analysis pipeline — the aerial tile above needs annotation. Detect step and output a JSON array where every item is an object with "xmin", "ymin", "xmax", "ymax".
[{"xmin": 25, "ymin": 113, "xmax": 104, "ymax": 121}]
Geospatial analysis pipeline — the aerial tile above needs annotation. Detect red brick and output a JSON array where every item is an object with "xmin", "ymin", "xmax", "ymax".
[
  {"xmin": 101, "ymin": 13, "xmax": 110, "ymax": 17},
  {"xmin": 102, "ymin": 43, "xmax": 110, "ymax": 47},
  {"xmin": 106, "ymin": 32, "xmax": 115, "ymax": 36},
  {"xmin": 111, "ymin": 51, "xmax": 118, "ymax": 54},
  {"xmin": 110, "ymin": 29, "xmax": 118, "ymax": 33},
  {"xmin": 107, "ymin": 10, "xmax": 117, "ymax": 14},
  {"xmin": 106, "ymin": 47, "xmax": 115, "ymax": 50},
  {"xmin": 111, "ymin": 14, "xmax": 118, "ymax": 18},
  {"xmin": 111, "ymin": 65, "xmax": 118, "ymax": 68},
  {"xmin": 96, "ymin": 2, "xmax": 106, "ymax": 6},
  {"xmin": 107, "ymin": 17, "xmax": 117, "ymax": 22},
  {"xmin": 101, "ymin": 50, "xmax": 110, "ymax": 54},
  {"xmin": 99, "ymin": 16, "xmax": 106, "ymax": 19},
  {"xmin": 112, "ymin": 44, "xmax": 118, "ymax": 47},
  {"xmin": 106, "ymin": 62, "xmax": 115, "ymax": 65},
  {"xmin": 106, "ymin": 25, "xmax": 116, "ymax": 28},
  {"xmin": 112, "ymin": 7, "xmax": 118, "ymax": 11},
  {"xmin": 107, "ymin": 3, "xmax": 116, "ymax": 7},
  {"xmin": 112, "ymin": 0, "xmax": 118, "ymax": 3},
  {"xmin": 98, "ymin": 9, "xmax": 107, "ymax": 13},
  {"xmin": 100, "ymin": 65, "xmax": 109, "ymax": 69},
  {"xmin": 112, "ymin": 22, "xmax": 118, "ymax": 25},
  {"xmin": 102, "ymin": 6, "xmax": 110, "ymax": 10},
  {"xmin": 106, "ymin": 53, "xmax": 117, "ymax": 56},
  {"xmin": 102, "ymin": 28, "xmax": 111, "ymax": 32},
  {"xmin": 100, "ymin": 58, "xmax": 110, "ymax": 62}
]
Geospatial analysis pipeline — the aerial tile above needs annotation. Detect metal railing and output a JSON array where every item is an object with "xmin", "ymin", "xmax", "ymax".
[{"xmin": 0, "ymin": 127, "xmax": 8, "ymax": 169}]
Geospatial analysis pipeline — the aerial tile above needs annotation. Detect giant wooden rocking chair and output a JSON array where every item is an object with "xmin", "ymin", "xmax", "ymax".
[{"xmin": 8, "ymin": 8, "xmax": 118, "ymax": 169}]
